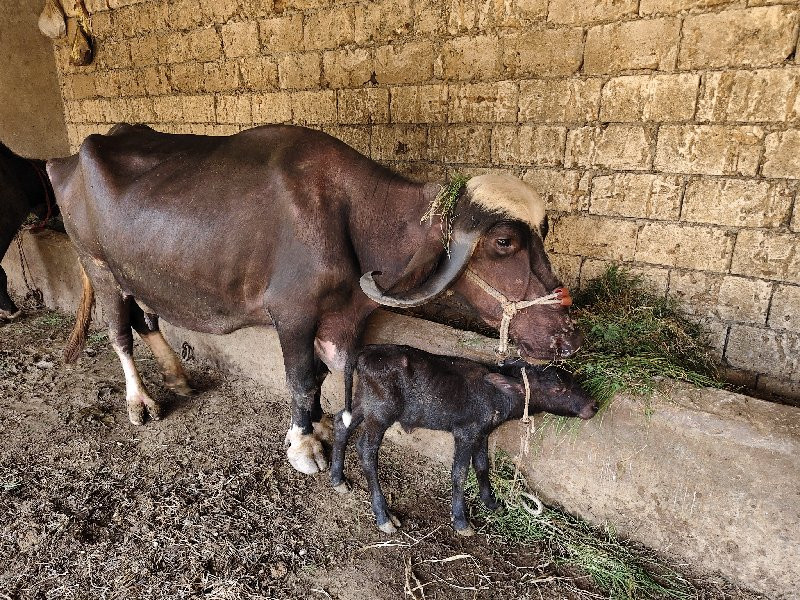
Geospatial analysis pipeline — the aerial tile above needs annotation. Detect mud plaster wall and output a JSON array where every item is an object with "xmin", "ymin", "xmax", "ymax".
[
  {"xmin": 51, "ymin": 0, "xmax": 800, "ymax": 400},
  {"xmin": 0, "ymin": 0, "xmax": 69, "ymax": 158}
]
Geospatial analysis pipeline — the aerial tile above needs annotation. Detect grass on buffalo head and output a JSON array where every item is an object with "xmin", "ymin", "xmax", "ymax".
[
  {"xmin": 563, "ymin": 265, "xmax": 723, "ymax": 408},
  {"xmin": 466, "ymin": 452, "xmax": 696, "ymax": 600}
]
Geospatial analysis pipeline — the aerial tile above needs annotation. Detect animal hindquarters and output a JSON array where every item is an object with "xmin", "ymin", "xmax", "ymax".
[{"xmin": 84, "ymin": 262, "xmax": 161, "ymax": 425}]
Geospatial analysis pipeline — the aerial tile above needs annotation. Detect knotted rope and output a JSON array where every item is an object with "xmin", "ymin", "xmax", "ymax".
[
  {"xmin": 464, "ymin": 268, "xmax": 571, "ymax": 360},
  {"xmin": 506, "ymin": 366, "xmax": 544, "ymax": 517}
]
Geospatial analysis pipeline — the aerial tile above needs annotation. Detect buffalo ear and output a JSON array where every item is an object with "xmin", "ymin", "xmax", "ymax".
[{"xmin": 484, "ymin": 373, "xmax": 524, "ymax": 397}]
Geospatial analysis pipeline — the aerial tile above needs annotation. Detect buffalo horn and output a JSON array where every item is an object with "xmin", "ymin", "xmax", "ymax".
[{"xmin": 360, "ymin": 228, "xmax": 482, "ymax": 308}]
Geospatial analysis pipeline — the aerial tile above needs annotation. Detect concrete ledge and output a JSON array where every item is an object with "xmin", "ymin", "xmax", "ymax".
[{"xmin": 4, "ymin": 230, "xmax": 799, "ymax": 598}]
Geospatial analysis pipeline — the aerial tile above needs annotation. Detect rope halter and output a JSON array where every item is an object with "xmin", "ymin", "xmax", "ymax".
[{"xmin": 464, "ymin": 268, "xmax": 572, "ymax": 360}]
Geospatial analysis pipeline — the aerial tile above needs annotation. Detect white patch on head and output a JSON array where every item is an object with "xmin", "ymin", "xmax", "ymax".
[
  {"xmin": 285, "ymin": 424, "xmax": 329, "ymax": 474},
  {"xmin": 314, "ymin": 338, "xmax": 347, "ymax": 372},
  {"xmin": 465, "ymin": 174, "xmax": 546, "ymax": 234}
]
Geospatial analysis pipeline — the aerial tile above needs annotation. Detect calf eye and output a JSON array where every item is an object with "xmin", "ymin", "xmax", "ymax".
[{"xmin": 496, "ymin": 238, "xmax": 511, "ymax": 247}]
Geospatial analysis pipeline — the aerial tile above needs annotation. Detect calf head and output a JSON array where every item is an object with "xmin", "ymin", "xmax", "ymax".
[
  {"xmin": 360, "ymin": 174, "xmax": 581, "ymax": 361},
  {"xmin": 487, "ymin": 366, "xmax": 598, "ymax": 420}
]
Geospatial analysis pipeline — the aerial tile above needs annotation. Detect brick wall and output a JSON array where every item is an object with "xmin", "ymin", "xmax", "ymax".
[{"xmin": 52, "ymin": 0, "xmax": 800, "ymax": 400}]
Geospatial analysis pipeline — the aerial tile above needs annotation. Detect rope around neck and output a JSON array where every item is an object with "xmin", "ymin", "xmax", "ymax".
[{"xmin": 464, "ymin": 268, "xmax": 571, "ymax": 360}]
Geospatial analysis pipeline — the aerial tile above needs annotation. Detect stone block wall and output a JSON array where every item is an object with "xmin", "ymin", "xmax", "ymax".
[{"xmin": 50, "ymin": 0, "xmax": 800, "ymax": 399}]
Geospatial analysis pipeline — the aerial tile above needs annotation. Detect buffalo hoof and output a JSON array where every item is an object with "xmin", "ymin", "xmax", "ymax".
[
  {"xmin": 454, "ymin": 524, "xmax": 475, "ymax": 537},
  {"xmin": 127, "ymin": 393, "xmax": 161, "ymax": 425},
  {"xmin": 312, "ymin": 414, "xmax": 334, "ymax": 446},
  {"xmin": 285, "ymin": 425, "xmax": 328, "ymax": 475},
  {"xmin": 166, "ymin": 380, "xmax": 194, "ymax": 397}
]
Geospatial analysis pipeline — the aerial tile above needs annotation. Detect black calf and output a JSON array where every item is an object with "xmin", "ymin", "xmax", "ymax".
[{"xmin": 330, "ymin": 344, "xmax": 597, "ymax": 535}]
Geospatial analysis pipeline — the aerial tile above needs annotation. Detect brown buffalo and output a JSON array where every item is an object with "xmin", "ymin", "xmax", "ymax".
[
  {"xmin": 1, "ymin": 142, "xmax": 58, "ymax": 320},
  {"xmin": 48, "ymin": 123, "xmax": 579, "ymax": 475}
]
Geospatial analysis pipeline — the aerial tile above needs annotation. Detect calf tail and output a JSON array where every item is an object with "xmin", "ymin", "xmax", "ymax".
[{"xmin": 63, "ymin": 264, "xmax": 94, "ymax": 363}]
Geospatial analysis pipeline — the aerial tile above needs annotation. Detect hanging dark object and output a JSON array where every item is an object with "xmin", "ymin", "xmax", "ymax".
[{"xmin": 69, "ymin": 0, "xmax": 93, "ymax": 66}]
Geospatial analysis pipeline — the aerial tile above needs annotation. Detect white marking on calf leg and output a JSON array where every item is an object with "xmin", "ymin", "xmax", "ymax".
[
  {"xmin": 342, "ymin": 411, "xmax": 352, "ymax": 427},
  {"xmin": 285, "ymin": 424, "xmax": 328, "ymax": 474},
  {"xmin": 112, "ymin": 344, "xmax": 161, "ymax": 425},
  {"xmin": 139, "ymin": 331, "xmax": 193, "ymax": 396}
]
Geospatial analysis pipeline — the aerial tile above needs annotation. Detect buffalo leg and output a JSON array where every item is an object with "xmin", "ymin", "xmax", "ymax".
[
  {"xmin": 277, "ymin": 320, "xmax": 329, "ymax": 475},
  {"xmin": 130, "ymin": 303, "xmax": 193, "ymax": 396},
  {"xmin": 310, "ymin": 356, "xmax": 333, "ymax": 446},
  {"xmin": 451, "ymin": 435, "xmax": 476, "ymax": 536},
  {"xmin": 85, "ymin": 262, "xmax": 160, "ymax": 425},
  {"xmin": 107, "ymin": 295, "xmax": 161, "ymax": 425},
  {"xmin": 472, "ymin": 434, "xmax": 500, "ymax": 511},
  {"xmin": 358, "ymin": 418, "xmax": 401, "ymax": 534}
]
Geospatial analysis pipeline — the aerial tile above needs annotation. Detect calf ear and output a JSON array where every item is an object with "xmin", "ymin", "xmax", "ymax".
[{"xmin": 484, "ymin": 373, "xmax": 523, "ymax": 397}]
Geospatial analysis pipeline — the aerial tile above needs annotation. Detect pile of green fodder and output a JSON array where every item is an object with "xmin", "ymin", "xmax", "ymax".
[
  {"xmin": 466, "ymin": 452, "xmax": 696, "ymax": 600},
  {"xmin": 563, "ymin": 265, "xmax": 723, "ymax": 408}
]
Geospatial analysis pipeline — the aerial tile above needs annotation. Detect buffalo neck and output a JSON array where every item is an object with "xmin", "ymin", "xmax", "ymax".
[{"xmin": 345, "ymin": 165, "xmax": 438, "ymax": 281}]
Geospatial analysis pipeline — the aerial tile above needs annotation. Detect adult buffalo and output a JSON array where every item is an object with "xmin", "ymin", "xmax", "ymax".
[
  {"xmin": 0, "ymin": 141, "xmax": 57, "ymax": 320},
  {"xmin": 48, "ymin": 123, "xmax": 580, "ymax": 475}
]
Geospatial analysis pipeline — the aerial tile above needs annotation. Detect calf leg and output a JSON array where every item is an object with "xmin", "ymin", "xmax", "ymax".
[
  {"xmin": 472, "ymin": 434, "xmax": 500, "ymax": 511},
  {"xmin": 358, "ymin": 418, "xmax": 400, "ymax": 534},
  {"xmin": 330, "ymin": 406, "xmax": 363, "ymax": 493},
  {"xmin": 0, "ymin": 266, "xmax": 20, "ymax": 320},
  {"xmin": 129, "ymin": 304, "xmax": 192, "ymax": 396},
  {"xmin": 451, "ymin": 435, "xmax": 477, "ymax": 536}
]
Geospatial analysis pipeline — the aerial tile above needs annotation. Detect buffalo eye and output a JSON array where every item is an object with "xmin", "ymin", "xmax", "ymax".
[{"xmin": 496, "ymin": 238, "xmax": 511, "ymax": 248}]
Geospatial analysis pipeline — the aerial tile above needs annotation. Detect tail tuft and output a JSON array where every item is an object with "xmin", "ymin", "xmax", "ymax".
[{"xmin": 63, "ymin": 264, "xmax": 94, "ymax": 363}]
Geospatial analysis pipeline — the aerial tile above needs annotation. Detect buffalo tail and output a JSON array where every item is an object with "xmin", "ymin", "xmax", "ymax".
[{"xmin": 63, "ymin": 263, "xmax": 94, "ymax": 363}]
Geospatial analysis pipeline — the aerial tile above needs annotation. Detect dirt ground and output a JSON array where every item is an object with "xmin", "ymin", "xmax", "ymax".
[{"xmin": 0, "ymin": 309, "xmax": 767, "ymax": 600}]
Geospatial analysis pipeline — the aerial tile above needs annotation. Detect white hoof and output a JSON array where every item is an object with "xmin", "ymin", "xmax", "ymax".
[
  {"xmin": 378, "ymin": 520, "xmax": 397, "ymax": 534},
  {"xmin": 333, "ymin": 482, "xmax": 351, "ymax": 494},
  {"xmin": 127, "ymin": 393, "xmax": 161, "ymax": 425},
  {"xmin": 312, "ymin": 414, "xmax": 334, "ymax": 446},
  {"xmin": 285, "ymin": 425, "xmax": 328, "ymax": 474}
]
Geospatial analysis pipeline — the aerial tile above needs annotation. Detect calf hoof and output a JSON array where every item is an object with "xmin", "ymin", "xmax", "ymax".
[
  {"xmin": 285, "ymin": 425, "xmax": 328, "ymax": 475},
  {"xmin": 0, "ymin": 308, "xmax": 21, "ymax": 321},
  {"xmin": 454, "ymin": 524, "xmax": 475, "ymax": 537},
  {"xmin": 332, "ymin": 480, "xmax": 351, "ymax": 494},
  {"xmin": 376, "ymin": 510, "xmax": 401, "ymax": 533},
  {"xmin": 312, "ymin": 414, "xmax": 334, "ymax": 446},
  {"xmin": 378, "ymin": 521, "xmax": 397, "ymax": 534},
  {"xmin": 482, "ymin": 496, "xmax": 501, "ymax": 512}
]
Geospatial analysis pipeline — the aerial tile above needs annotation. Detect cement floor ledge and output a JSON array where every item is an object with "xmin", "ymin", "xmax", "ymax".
[{"xmin": 4, "ymin": 230, "xmax": 799, "ymax": 599}]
